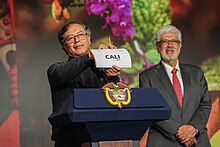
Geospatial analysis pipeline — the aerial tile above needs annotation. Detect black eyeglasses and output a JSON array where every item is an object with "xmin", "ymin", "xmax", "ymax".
[
  {"xmin": 158, "ymin": 39, "xmax": 181, "ymax": 45},
  {"xmin": 63, "ymin": 33, "xmax": 88, "ymax": 43}
]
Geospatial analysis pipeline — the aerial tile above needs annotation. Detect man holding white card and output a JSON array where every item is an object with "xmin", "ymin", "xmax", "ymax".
[
  {"xmin": 91, "ymin": 48, "xmax": 132, "ymax": 68},
  {"xmin": 47, "ymin": 21, "xmax": 121, "ymax": 147}
]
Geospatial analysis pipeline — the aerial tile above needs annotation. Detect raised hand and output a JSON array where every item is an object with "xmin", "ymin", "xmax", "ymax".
[{"xmin": 105, "ymin": 65, "xmax": 121, "ymax": 77}]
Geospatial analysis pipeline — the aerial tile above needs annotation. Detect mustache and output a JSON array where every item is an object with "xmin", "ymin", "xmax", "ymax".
[
  {"xmin": 165, "ymin": 47, "xmax": 175, "ymax": 51},
  {"xmin": 73, "ymin": 44, "xmax": 83, "ymax": 48}
]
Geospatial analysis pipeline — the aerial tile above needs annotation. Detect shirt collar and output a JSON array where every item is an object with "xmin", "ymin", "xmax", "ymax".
[{"xmin": 162, "ymin": 60, "xmax": 180, "ymax": 74}]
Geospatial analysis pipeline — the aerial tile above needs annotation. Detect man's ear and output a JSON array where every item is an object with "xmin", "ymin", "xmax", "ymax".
[
  {"xmin": 62, "ymin": 43, "xmax": 69, "ymax": 55},
  {"xmin": 156, "ymin": 43, "xmax": 160, "ymax": 52},
  {"xmin": 88, "ymin": 37, "xmax": 91, "ymax": 45}
]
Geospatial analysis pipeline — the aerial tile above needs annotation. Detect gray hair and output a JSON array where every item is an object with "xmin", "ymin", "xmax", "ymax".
[{"xmin": 156, "ymin": 25, "xmax": 182, "ymax": 43}]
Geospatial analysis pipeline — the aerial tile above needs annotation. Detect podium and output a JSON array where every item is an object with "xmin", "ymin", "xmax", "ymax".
[{"xmin": 48, "ymin": 88, "xmax": 171, "ymax": 146}]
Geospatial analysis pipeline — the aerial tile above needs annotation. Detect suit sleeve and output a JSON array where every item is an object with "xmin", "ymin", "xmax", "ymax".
[
  {"xmin": 47, "ymin": 54, "xmax": 120, "ymax": 87},
  {"xmin": 96, "ymin": 68, "xmax": 120, "ymax": 85},
  {"xmin": 188, "ymin": 69, "xmax": 212, "ymax": 134},
  {"xmin": 139, "ymin": 72, "xmax": 181, "ymax": 142},
  {"xmin": 105, "ymin": 75, "xmax": 120, "ymax": 84},
  {"xmin": 47, "ymin": 54, "xmax": 91, "ymax": 86}
]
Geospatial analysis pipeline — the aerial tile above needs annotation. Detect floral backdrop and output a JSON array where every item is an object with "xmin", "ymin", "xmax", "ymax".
[{"xmin": 0, "ymin": 0, "xmax": 220, "ymax": 146}]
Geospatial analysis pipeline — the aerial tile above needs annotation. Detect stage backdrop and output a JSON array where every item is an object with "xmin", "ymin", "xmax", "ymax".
[{"xmin": 0, "ymin": 0, "xmax": 220, "ymax": 146}]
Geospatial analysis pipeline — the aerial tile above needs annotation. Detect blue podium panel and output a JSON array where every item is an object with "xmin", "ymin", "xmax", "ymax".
[
  {"xmin": 85, "ymin": 121, "xmax": 151, "ymax": 141},
  {"xmin": 48, "ymin": 88, "xmax": 171, "ymax": 141}
]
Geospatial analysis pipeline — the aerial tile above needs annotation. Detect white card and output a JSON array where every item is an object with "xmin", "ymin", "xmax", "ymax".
[{"xmin": 90, "ymin": 48, "xmax": 132, "ymax": 68}]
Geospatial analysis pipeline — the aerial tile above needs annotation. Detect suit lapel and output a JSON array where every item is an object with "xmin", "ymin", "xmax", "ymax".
[
  {"xmin": 154, "ymin": 63, "xmax": 182, "ymax": 110},
  {"xmin": 180, "ymin": 64, "xmax": 190, "ymax": 110}
]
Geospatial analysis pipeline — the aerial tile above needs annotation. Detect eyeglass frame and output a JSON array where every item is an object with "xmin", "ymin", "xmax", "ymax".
[
  {"xmin": 62, "ymin": 32, "xmax": 89, "ymax": 44},
  {"xmin": 157, "ymin": 39, "xmax": 181, "ymax": 46}
]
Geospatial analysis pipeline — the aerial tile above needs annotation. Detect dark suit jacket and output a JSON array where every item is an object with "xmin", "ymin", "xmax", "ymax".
[
  {"xmin": 139, "ymin": 62, "xmax": 211, "ymax": 147},
  {"xmin": 47, "ymin": 54, "xmax": 119, "ymax": 142}
]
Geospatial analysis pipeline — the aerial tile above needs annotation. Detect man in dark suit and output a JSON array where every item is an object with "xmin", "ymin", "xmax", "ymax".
[
  {"xmin": 139, "ymin": 25, "xmax": 211, "ymax": 147},
  {"xmin": 47, "ymin": 21, "xmax": 120, "ymax": 147}
]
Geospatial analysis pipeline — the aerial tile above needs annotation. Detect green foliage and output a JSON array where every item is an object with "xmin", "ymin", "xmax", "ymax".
[
  {"xmin": 132, "ymin": 0, "xmax": 171, "ymax": 46},
  {"xmin": 146, "ymin": 49, "xmax": 161, "ymax": 64},
  {"xmin": 121, "ymin": 0, "xmax": 171, "ymax": 87},
  {"xmin": 201, "ymin": 56, "xmax": 220, "ymax": 90}
]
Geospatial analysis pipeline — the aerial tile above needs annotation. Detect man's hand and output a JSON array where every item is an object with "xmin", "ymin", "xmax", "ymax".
[
  {"xmin": 99, "ymin": 39, "xmax": 120, "ymax": 76},
  {"xmin": 105, "ymin": 65, "xmax": 121, "ymax": 77},
  {"xmin": 99, "ymin": 37, "xmax": 117, "ymax": 49},
  {"xmin": 176, "ymin": 125, "xmax": 197, "ymax": 144},
  {"xmin": 183, "ymin": 137, "xmax": 197, "ymax": 147},
  {"xmin": 87, "ymin": 50, "xmax": 94, "ymax": 59},
  {"xmin": 98, "ymin": 44, "xmax": 117, "ymax": 49}
]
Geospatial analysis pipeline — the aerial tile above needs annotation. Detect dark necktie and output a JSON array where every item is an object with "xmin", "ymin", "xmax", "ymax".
[{"xmin": 171, "ymin": 68, "xmax": 183, "ymax": 107}]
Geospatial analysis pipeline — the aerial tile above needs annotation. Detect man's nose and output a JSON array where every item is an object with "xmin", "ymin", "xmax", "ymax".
[
  {"xmin": 74, "ymin": 36, "xmax": 80, "ymax": 43},
  {"xmin": 167, "ymin": 41, "xmax": 173, "ymax": 46}
]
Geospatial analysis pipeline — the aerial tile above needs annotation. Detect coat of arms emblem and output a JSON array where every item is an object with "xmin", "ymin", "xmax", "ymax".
[{"xmin": 102, "ymin": 82, "xmax": 131, "ymax": 109}]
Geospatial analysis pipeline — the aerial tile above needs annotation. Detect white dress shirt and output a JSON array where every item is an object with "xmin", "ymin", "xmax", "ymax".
[{"xmin": 162, "ymin": 60, "xmax": 184, "ymax": 96}]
